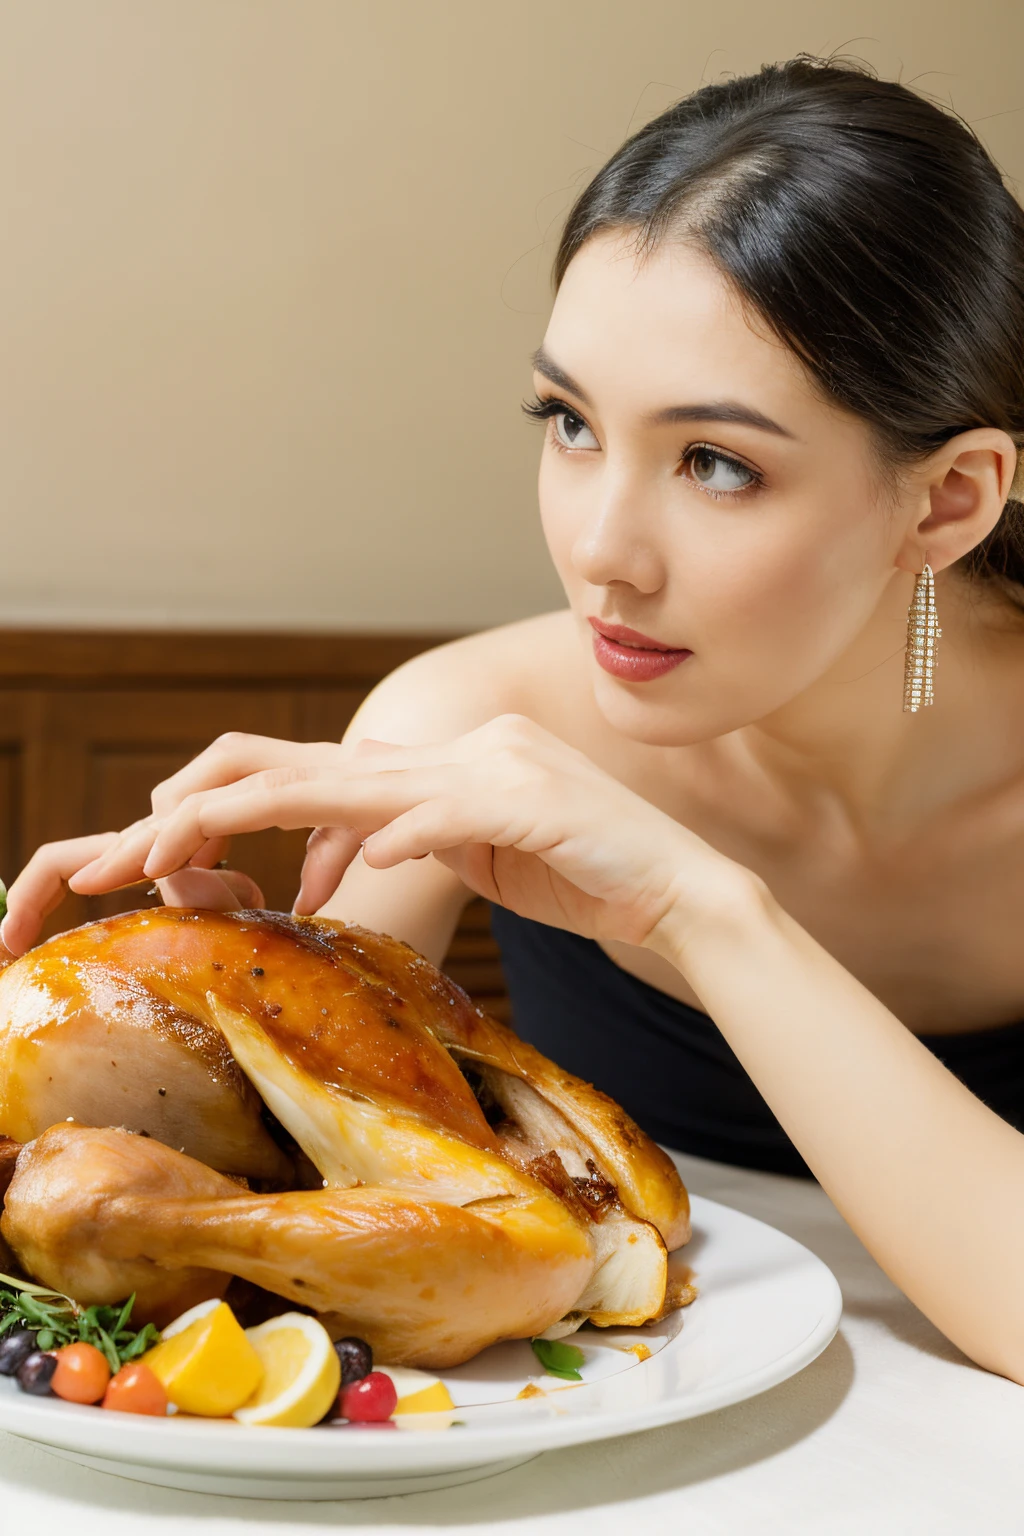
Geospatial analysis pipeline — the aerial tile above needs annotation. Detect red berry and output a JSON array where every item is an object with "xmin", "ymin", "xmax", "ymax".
[{"xmin": 338, "ymin": 1370, "xmax": 397, "ymax": 1423}]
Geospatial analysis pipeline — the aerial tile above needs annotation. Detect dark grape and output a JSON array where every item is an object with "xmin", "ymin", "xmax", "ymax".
[
  {"xmin": 16, "ymin": 1350, "xmax": 57, "ymax": 1395},
  {"xmin": 334, "ymin": 1336, "xmax": 373, "ymax": 1387},
  {"xmin": 0, "ymin": 1327, "xmax": 38, "ymax": 1377}
]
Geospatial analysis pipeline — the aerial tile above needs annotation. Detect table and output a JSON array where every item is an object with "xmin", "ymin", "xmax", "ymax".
[{"xmin": 2, "ymin": 1150, "xmax": 1023, "ymax": 1535}]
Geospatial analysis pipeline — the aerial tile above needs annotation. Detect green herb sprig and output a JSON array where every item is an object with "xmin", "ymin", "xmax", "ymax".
[
  {"xmin": 530, "ymin": 1336, "xmax": 584, "ymax": 1381},
  {"xmin": 0, "ymin": 1274, "xmax": 160, "ymax": 1373}
]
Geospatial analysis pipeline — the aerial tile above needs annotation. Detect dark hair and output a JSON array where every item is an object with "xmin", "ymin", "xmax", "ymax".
[{"xmin": 554, "ymin": 58, "xmax": 1024, "ymax": 601}]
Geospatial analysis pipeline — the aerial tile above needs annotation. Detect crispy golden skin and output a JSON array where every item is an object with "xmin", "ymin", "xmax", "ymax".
[
  {"xmin": 0, "ymin": 908, "xmax": 690, "ymax": 1364},
  {"xmin": 3, "ymin": 1125, "xmax": 594, "ymax": 1362}
]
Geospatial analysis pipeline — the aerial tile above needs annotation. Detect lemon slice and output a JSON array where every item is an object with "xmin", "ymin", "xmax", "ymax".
[
  {"xmin": 143, "ymin": 1301, "xmax": 263, "ymax": 1418},
  {"xmin": 378, "ymin": 1365, "xmax": 455, "ymax": 1416},
  {"xmin": 160, "ymin": 1297, "xmax": 222, "ymax": 1340},
  {"xmin": 234, "ymin": 1313, "xmax": 340, "ymax": 1429}
]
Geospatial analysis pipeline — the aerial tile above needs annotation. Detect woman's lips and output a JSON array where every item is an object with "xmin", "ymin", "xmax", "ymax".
[{"xmin": 587, "ymin": 618, "xmax": 692, "ymax": 683}]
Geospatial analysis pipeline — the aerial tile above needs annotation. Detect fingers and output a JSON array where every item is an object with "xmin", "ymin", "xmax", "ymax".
[
  {"xmin": 73, "ymin": 734, "xmax": 348, "ymax": 892},
  {"xmin": 142, "ymin": 738, "xmax": 557, "ymax": 883},
  {"xmin": 215, "ymin": 869, "xmax": 267, "ymax": 908},
  {"xmin": 360, "ymin": 794, "xmax": 529, "ymax": 868},
  {"xmin": 140, "ymin": 765, "xmax": 456, "ymax": 878},
  {"xmin": 150, "ymin": 734, "xmax": 344, "ymax": 819},
  {"xmin": 0, "ymin": 722, "xmax": 561, "ymax": 957},
  {"xmin": 156, "ymin": 868, "xmax": 265, "ymax": 911},
  {"xmin": 350, "ymin": 737, "xmax": 405, "ymax": 758},
  {"xmin": 185, "ymin": 836, "xmax": 231, "ymax": 871},
  {"xmin": 1, "ymin": 833, "xmax": 121, "ymax": 955},
  {"xmin": 67, "ymin": 817, "xmax": 162, "ymax": 895},
  {"xmin": 146, "ymin": 719, "xmax": 560, "ymax": 878},
  {"xmin": 294, "ymin": 827, "xmax": 364, "ymax": 915}
]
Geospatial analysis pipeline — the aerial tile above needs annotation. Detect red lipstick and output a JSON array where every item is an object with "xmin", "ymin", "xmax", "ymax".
[{"xmin": 587, "ymin": 618, "xmax": 692, "ymax": 682}]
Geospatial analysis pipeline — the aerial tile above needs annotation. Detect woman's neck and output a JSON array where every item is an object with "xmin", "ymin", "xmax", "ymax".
[{"xmin": 737, "ymin": 573, "xmax": 1024, "ymax": 832}]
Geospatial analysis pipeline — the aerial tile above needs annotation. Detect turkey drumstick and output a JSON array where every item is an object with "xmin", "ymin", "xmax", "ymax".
[{"xmin": 3, "ymin": 1124, "xmax": 593, "ymax": 1365}]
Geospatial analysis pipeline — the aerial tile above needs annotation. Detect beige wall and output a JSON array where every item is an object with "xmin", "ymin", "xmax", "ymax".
[{"xmin": 0, "ymin": 0, "xmax": 1020, "ymax": 633}]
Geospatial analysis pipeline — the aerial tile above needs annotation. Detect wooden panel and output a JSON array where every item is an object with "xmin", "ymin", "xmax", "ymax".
[
  {"xmin": 0, "ymin": 631, "xmax": 452, "ymax": 686},
  {"xmin": 0, "ymin": 693, "xmax": 45, "ymax": 874},
  {"xmin": 0, "ymin": 746, "xmax": 23, "ymax": 888},
  {"xmin": 0, "ymin": 632, "xmax": 509, "ymax": 1019},
  {"xmin": 294, "ymin": 689, "xmax": 371, "ymax": 744}
]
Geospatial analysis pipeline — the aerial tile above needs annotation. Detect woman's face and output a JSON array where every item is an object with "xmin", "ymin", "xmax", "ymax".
[{"xmin": 534, "ymin": 232, "xmax": 911, "ymax": 745}]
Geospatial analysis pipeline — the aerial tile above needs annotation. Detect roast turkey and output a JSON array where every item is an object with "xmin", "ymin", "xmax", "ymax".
[{"xmin": 0, "ymin": 908, "xmax": 690, "ymax": 1367}]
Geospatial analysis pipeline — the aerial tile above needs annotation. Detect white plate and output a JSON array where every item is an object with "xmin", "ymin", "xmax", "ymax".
[{"xmin": 0, "ymin": 1193, "xmax": 841, "ymax": 1501}]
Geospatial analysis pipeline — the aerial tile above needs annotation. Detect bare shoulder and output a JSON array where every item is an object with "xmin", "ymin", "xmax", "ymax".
[{"xmin": 342, "ymin": 610, "xmax": 583, "ymax": 747}]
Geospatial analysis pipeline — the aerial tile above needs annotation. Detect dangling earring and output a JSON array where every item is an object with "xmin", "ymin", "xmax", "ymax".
[{"xmin": 902, "ymin": 562, "xmax": 941, "ymax": 712}]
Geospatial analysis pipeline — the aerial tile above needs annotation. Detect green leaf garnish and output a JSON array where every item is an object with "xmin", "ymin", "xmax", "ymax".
[
  {"xmin": 0, "ymin": 1280, "xmax": 161, "ymax": 1370},
  {"xmin": 118, "ymin": 1325, "xmax": 160, "ymax": 1362},
  {"xmin": 0, "ymin": 878, "xmax": 7, "ymax": 925},
  {"xmin": 530, "ymin": 1337, "xmax": 584, "ymax": 1381},
  {"xmin": 113, "ymin": 1295, "xmax": 135, "ymax": 1335}
]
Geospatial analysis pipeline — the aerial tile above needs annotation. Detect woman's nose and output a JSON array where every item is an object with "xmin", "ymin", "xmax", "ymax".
[{"xmin": 570, "ymin": 474, "xmax": 667, "ymax": 594}]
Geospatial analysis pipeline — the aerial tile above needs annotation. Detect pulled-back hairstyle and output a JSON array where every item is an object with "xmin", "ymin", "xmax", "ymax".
[{"xmin": 555, "ymin": 58, "xmax": 1024, "ymax": 602}]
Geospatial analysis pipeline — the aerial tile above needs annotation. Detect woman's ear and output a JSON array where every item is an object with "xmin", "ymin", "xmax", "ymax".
[{"xmin": 895, "ymin": 429, "xmax": 1019, "ymax": 575}]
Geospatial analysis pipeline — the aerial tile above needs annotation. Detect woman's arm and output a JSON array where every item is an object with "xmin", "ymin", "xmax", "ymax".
[{"xmin": 652, "ymin": 885, "xmax": 1024, "ymax": 1382}]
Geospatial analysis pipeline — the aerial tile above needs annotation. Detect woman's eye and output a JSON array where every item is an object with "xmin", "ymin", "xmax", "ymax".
[
  {"xmin": 686, "ymin": 447, "xmax": 754, "ymax": 492},
  {"xmin": 553, "ymin": 410, "xmax": 599, "ymax": 450}
]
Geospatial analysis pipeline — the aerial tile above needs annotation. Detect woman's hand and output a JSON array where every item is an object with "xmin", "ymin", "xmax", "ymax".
[
  {"xmin": 1, "ymin": 829, "xmax": 265, "ymax": 957},
  {"xmin": 7, "ymin": 718, "xmax": 750, "ymax": 958}
]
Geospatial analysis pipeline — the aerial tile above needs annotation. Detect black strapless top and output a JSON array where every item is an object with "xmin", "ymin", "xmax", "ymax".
[{"xmin": 490, "ymin": 907, "xmax": 1024, "ymax": 1179}]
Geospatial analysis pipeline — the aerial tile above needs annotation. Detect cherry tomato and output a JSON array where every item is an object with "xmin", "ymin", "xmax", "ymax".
[
  {"xmin": 51, "ymin": 1342, "xmax": 112, "ymax": 1405},
  {"xmin": 338, "ymin": 1370, "xmax": 397, "ymax": 1423},
  {"xmin": 101, "ymin": 1361, "xmax": 168, "ymax": 1416}
]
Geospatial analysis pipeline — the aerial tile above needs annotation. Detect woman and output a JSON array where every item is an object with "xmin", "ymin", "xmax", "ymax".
[{"xmin": 6, "ymin": 58, "xmax": 1024, "ymax": 1379}]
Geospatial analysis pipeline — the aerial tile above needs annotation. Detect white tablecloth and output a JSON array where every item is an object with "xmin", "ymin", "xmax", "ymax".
[{"xmin": 2, "ymin": 1150, "xmax": 1023, "ymax": 1535}]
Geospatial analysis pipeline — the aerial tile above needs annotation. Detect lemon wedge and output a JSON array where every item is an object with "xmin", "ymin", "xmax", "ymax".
[
  {"xmin": 378, "ymin": 1365, "xmax": 455, "ymax": 1416},
  {"xmin": 143, "ymin": 1301, "xmax": 263, "ymax": 1417},
  {"xmin": 234, "ymin": 1313, "xmax": 340, "ymax": 1429},
  {"xmin": 160, "ymin": 1296, "xmax": 222, "ymax": 1340}
]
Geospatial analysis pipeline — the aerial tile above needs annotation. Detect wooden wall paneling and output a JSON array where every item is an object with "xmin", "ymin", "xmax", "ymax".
[
  {"xmin": 293, "ymin": 688, "xmax": 371, "ymax": 746},
  {"xmin": 0, "ymin": 692, "xmax": 43, "ymax": 885},
  {"xmin": 0, "ymin": 631, "xmax": 446, "ymax": 686}
]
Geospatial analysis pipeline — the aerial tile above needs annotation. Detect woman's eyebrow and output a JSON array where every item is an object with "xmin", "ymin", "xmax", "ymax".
[
  {"xmin": 646, "ymin": 401, "xmax": 796, "ymax": 438},
  {"xmin": 531, "ymin": 347, "xmax": 593, "ymax": 405},
  {"xmin": 531, "ymin": 347, "xmax": 795, "ymax": 439}
]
